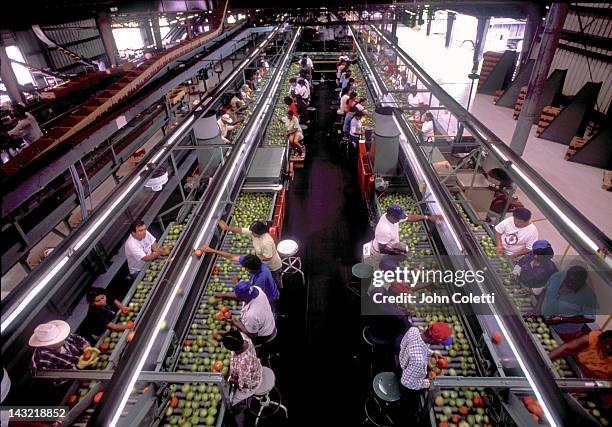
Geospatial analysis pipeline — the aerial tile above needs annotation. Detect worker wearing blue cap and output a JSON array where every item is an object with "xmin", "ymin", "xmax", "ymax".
[
  {"xmin": 370, "ymin": 204, "xmax": 440, "ymax": 269},
  {"xmin": 216, "ymin": 282, "xmax": 276, "ymax": 346},
  {"xmin": 513, "ymin": 239, "xmax": 558, "ymax": 298}
]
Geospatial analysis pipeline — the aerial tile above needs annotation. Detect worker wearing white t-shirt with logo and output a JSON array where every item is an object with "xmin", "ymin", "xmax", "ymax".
[
  {"xmin": 370, "ymin": 204, "xmax": 440, "ymax": 270},
  {"xmin": 124, "ymin": 220, "xmax": 162, "ymax": 278},
  {"xmin": 495, "ymin": 207, "xmax": 538, "ymax": 259}
]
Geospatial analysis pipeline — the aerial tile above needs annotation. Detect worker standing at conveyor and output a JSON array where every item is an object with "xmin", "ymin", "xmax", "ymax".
[
  {"xmin": 217, "ymin": 219, "xmax": 284, "ymax": 289},
  {"xmin": 214, "ymin": 282, "xmax": 276, "ymax": 346},
  {"xmin": 369, "ymin": 204, "xmax": 440, "ymax": 270},
  {"xmin": 78, "ymin": 287, "xmax": 132, "ymax": 344},
  {"xmin": 28, "ymin": 320, "xmax": 91, "ymax": 376},
  {"xmin": 494, "ymin": 207, "xmax": 538, "ymax": 259},
  {"xmin": 199, "ymin": 246, "xmax": 279, "ymax": 308},
  {"xmin": 217, "ymin": 113, "xmax": 242, "ymax": 144},
  {"xmin": 124, "ymin": 220, "xmax": 162, "ymax": 279},
  {"xmin": 7, "ymin": 104, "xmax": 42, "ymax": 148},
  {"xmin": 398, "ymin": 322, "xmax": 452, "ymax": 424}
]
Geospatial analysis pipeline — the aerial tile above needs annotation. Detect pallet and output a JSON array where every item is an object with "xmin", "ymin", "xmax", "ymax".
[
  {"xmin": 513, "ymin": 86, "xmax": 528, "ymax": 119},
  {"xmin": 565, "ymin": 136, "xmax": 587, "ymax": 160},
  {"xmin": 536, "ymin": 106, "xmax": 562, "ymax": 135},
  {"xmin": 603, "ymin": 170, "xmax": 612, "ymax": 191},
  {"xmin": 477, "ymin": 52, "xmax": 504, "ymax": 91}
]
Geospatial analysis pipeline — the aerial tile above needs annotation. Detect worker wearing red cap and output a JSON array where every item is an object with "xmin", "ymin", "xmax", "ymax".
[{"xmin": 398, "ymin": 322, "xmax": 452, "ymax": 422}]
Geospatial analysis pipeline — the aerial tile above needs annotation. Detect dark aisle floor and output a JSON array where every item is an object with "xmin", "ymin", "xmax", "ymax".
[{"xmin": 268, "ymin": 81, "xmax": 374, "ymax": 425}]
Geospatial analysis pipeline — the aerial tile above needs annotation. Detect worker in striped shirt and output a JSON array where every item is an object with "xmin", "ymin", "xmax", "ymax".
[
  {"xmin": 28, "ymin": 320, "xmax": 90, "ymax": 377},
  {"xmin": 398, "ymin": 322, "xmax": 452, "ymax": 423}
]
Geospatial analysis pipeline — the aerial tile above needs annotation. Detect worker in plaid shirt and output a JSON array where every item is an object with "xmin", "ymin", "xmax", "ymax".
[{"xmin": 398, "ymin": 322, "xmax": 452, "ymax": 424}]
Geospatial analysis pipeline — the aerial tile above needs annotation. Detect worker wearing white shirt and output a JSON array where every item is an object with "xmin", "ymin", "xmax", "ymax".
[
  {"xmin": 296, "ymin": 79, "xmax": 309, "ymax": 101},
  {"xmin": 124, "ymin": 220, "xmax": 161, "ymax": 277},
  {"xmin": 7, "ymin": 104, "xmax": 42, "ymax": 147},
  {"xmin": 407, "ymin": 86, "xmax": 424, "ymax": 108},
  {"xmin": 370, "ymin": 204, "xmax": 439, "ymax": 270},
  {"xmin": 301, "ymin": 54, "xmax": 313, "ymax": 70},
  {"xmin": 421, "ymin": 112, "xmax": 435, "ymax": 142},
  {"xmin": 349, "ymin": 110, "xmax": 366, "ymax": 147},
  {"xmin": 495, "ymin": 208, "xmax": 538, "ymax": 258},
  {"xmin": 217, "ymin": 113, "xmax": 239, "ymax": 144}
]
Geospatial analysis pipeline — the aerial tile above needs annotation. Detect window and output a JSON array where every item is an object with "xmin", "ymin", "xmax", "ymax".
[
  {"xmin": 112, "ymin": 27, "xmax": 145, "ymax": 54},
  {"xmin": 4, "ymin": 45, "xmax": 35, "ymax": 86}
]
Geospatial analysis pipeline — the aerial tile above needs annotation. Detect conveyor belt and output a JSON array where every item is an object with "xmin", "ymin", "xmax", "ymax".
[
  {"xmin": 159, "ymin": 192, "xmax": 276, "ymax": 427},
  {"xmin": 59, "ymin": 57, "xmax": 279, "ymax": 424},
  {"xmin": 374, "ymin": 191, "xmax": 498, "ymax": 426},
  {"xmin": 59, "ymin": 216, "xmax": 193, "ymax": 424}
]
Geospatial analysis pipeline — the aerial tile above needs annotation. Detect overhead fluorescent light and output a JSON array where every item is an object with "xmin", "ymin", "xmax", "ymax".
[
  {"xmin": 1, "ymin": 256, "xmax": 70, "ymax": 333},
  {"xmin": 510, "ymin": 164, "xmax": 599, "ymax": 253}
]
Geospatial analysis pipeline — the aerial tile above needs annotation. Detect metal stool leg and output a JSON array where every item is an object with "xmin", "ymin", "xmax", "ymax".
[{"xmin": 281, "ymin": 256, "xmax": 305, "ymax": 284}]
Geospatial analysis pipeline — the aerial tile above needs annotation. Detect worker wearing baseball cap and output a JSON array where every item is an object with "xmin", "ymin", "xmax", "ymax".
[
  {"xmin": 513, "ymin": 239, "xmax": 558, "ymax": 298},
  {"xmin": 369, "ymin": 204, "xmax": 440, "ymax": 269},
  {"xmin": 214, "ymin": 282, "xmax": 276, "ymax": 346},
  {"xmin": 398, "ymin": 321, "xmax": 452, "ymax": 422}
]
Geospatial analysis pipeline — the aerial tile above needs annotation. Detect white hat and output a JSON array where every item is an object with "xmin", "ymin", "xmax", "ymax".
[
  {"xmin": 221, "ymin": 114, "xmax": 233, "ymax": 124},
  {"xmin": 28, "ymin": 320, "xmax": 70, "ymax": 347}
]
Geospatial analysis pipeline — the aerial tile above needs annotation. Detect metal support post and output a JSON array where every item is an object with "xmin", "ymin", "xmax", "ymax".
[
  {"xmin": 69, "ymin": 164, "xmax": 89, "ymax": 222},
  {"xmin": 445, "ymin": 12, "xmax": 456, "ymax": 48},
  {"xmin": 391, "ymin": 12, "xmax": 398, "ymax": 42},
  {"xmin": 170, "ymin": 151, "xmax": 186, "ymax": 201},
  {"xmin": 96, "ymin": 12, "xmax": 118, "ymax": 67},
  {"xmin": 140, "ymin": 18, "xmax": 154, "ymax": 48},
  {"xmin": 426, "ymin": 9, "xmax": 433, "ymax": 36},
  {"xmin": 510, "ymin": 3, "xmax": 568, "ymax": 156},
  {"xmin": 151, "ymin": 16, "xmax": 163, "ymax": 50},
  {"xmin": 520, "ymin": 5, "xmax": 542, "ymax": 65},
  {"xmin": 473, "ymin": 17, "xmax": 490, "ymax": 65}
]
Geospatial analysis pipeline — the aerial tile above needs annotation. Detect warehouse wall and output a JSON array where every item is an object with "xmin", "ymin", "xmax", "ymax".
[
  {"xmin": 3, "ymin": 18, "xmax": 107, "ymax": 78},
  {"xmin": 41, "ymin": 19, "xmax": 106, "ymax": 73},
  {"xmin": 532, "ymin": 3, "xmax": 612, "ymax": 114}
]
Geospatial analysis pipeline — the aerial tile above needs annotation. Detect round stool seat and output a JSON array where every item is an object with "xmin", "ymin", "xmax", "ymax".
[
  {"xmin": 301, "ymin": 125, "xmax": 308, "ymax": 130},
  {"xmin": 307, "ymin": 107, "xmax": 316, "ymax": 111},
  {"xmin": 313, "ymin": 81, "xmax": 320, "ymax": 86},
  {"xmin": 335, "ymin": 87, "xmax": 341, "ymax": 92},
  {"xmin": 352, "ymin": 262, "xmax": 374, "ymax": 279},
  {"xmin": 254, "ymin": 367, "xmax": 276, "ymax": 396},
  {"xmin": 373, "ymin": 372, "xmax": 401, "ymax": 402},
  {"xmin": 277, "ymin": 240, "xmax": 298, "ymax": 257}
]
